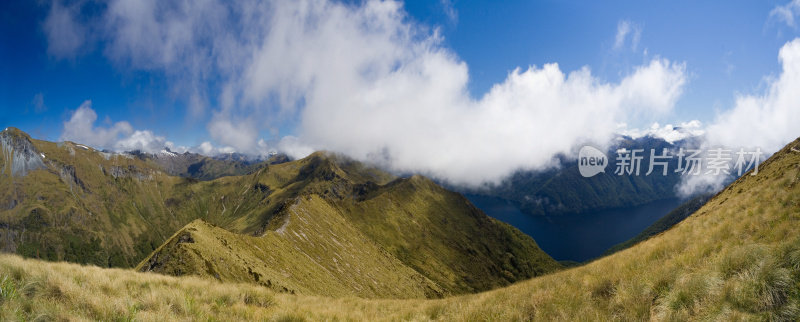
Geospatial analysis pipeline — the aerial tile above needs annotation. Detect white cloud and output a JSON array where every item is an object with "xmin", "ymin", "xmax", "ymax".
[
  {"xmin": 207, "ymin": 116, "xmax": 258, "ymax": 153},
  {"xmin": 277, "ymin": 136, "xmax": 315, "ymax": 160},
  {"xmin": 296, "ymin": 57, "xmax": 685, "ymax": 186},
  {"xmin": 47, "ymin": 0, "xmax": 687, "ymax": 186},
  {"xmin": 614, "ymin": 20, "xmax": 641, "ymax": 51},
  {"xmin": 60, "ymin": 100, "xmax": 134, "ymax": 148},
  {"xmin": 234, "ymin": 1, "xmax": 684, "ymax": 186},
  {"xmin": 115, "ymin": 130, "xmax": 168, "ymax": 152},
  {"xmin": 61, "ymin": 101, "xmax": 168, "ymax": 153},
  {"xmin": 678, "ymin": 38, "xmax": 800, "ymax": 196},
  {"xmin": 92, "ymin": 0, "xmax": 243, "ymax": 117},
  {"xmin": 43, "ymin": 0, "xmax": 87, "ymax": 59},
  {"xmin": 191, "ymin": 141, "xmax": 236, "ymax": 155},
  {"xmin": 706, "ymin": 39, "xmax": 800, "ymax": 153},
  {"xmin": 60, "ymin": 101, "xmax": 247, "ymax": 156},
  {"xmin": 770, "ymin": 0, "xmax": 800, "ymax": 28},
  {"xmin": 195, "ymin": 141, "xmax": 215, "ymax": 155}
]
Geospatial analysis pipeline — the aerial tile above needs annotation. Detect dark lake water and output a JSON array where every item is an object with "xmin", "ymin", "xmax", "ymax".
[{"xmin": 465, "ymin": 194, "xmax": 682, "ymax": 262}]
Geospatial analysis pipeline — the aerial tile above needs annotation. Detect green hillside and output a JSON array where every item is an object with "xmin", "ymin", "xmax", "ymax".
[
  {"xmin": 0, "ymin": 128, "xmax": 558, "ymax": 299},
  {"xmin": 0, "ymin": 127, "xmax": 285, "ymax": 267},
  {"xmin": 603, "ymin": 192, "xmax": 713, "ymax": 256},
  {"xmin": 1, "ymin": 135, "xmax": 799, "ymax": 320},
  {"xmin": 0, "ymin": 128, "xmax": 195, "ymax": 267},
  {"xmin": 137, "ymin": 153, "xmax": 560, "ymax": 297}
]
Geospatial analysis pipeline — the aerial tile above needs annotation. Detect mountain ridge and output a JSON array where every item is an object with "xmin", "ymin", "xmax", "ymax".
[
  {"xmin": 0, "ymin": 128, "xmax": 559, "ymax": 299},
  {"xmin": 1, "ymin": 135, "xmax": 799, "ymax": 320},
  {"xmin": 137, "ymin": 151, "xmax": 560, "ymax": 297}
]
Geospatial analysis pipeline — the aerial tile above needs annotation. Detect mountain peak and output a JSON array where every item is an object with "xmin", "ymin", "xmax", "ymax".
[{"xmin": 1, "ymin": 127, "xmax": 33, "ymax": 140}]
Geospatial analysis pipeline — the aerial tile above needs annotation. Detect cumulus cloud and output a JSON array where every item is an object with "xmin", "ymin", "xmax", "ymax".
[
  {"xmin": 192, "ymin": 141, "xmax": 235, "ymax": 155},
  {"xmin": 677, "ymin": 38, "xmax": 800, "ymax": 196},
  {"xmin": 60, "ymin": 101, "xmax": 243, "ymax": 156},
  {"xmin": 60, "ymin": 100, "xmax": 134, "ymax": 148},
  {"xmin": 277, "ymin": 136, "xmax": 316, "ymax": 160},
  {"xmin": 770, "ymin": 0, "xmax": 800, "ymax": 28},
  {"xmin": 61, "ymin": 101, "xmax": 167, "ymax": 153},
  {"xmin": 195, "ymin": 142, "xmax": 215, "ymax": 155},
  {"xmin": 46, "ymin": 0, "xmax": 687, "ymax": 186},
  {"xmin": 115, "ymin": 130, "xmax": 169, "ymax": 152},
  {"xmin": 614, "ymin": 20, "xmax": 641, "ymax": 51}
]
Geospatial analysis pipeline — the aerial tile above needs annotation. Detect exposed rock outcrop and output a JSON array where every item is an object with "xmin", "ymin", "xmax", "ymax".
[{"xmin": 0, "ymin": 128, "xmax": 45, "ymax": 177}]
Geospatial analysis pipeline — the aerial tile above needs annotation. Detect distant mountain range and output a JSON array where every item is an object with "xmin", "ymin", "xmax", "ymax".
[
  {"xmin": 121, "ymin": 148, "xmax": 289, "ymax": 181},
  {"xmin": 459, "ymin": 135, "xmax": 705, "ymax": 216}
]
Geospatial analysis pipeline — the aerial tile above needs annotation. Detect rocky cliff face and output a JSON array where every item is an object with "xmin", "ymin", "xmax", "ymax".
[{"xmin": 0, "ymin": 128, "xmax": 45, "ymax": 177}]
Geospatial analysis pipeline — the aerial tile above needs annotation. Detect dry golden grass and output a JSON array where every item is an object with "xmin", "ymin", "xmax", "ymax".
[{"xmin": 0, "ymin": 254, "xmax": 282, "ymax": 321}]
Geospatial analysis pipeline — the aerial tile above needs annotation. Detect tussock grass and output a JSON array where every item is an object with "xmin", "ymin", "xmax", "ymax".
[{"xmin": 0, "ymin": 254, "xmax": 280, "ymax": 321}]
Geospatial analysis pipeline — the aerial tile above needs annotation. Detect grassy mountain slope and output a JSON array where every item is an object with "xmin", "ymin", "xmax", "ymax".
[
  {"xmin": 3, "ymin": 135, "xmax": 798, "ymax": 320},
  {"xmin": 137, "ymin": 212, "xmax": 444, "ymax": 299},
  {"xmin": 0, "ymin": 128, "xmax": 197, "ymax": 267},
  {"xmin": 286, "ymin": 135, "xmax": 798, "ymax": 320},
  {"xmin": 337, "ymin": 175, "xmax": 557, "ymax": 293},
  {"xmin": 0, "ymin": 128, "xmax": 283, "ymax": 267},
  {"xmin": 0, "ymin": 128, "xmax": 559, "ymax": 300},
  {"xmin": 603, "ymin": 192, "xmax": 713, "ymax": 256},
  {"xmin": 0, "ymin": 127, "xmax": 385, "ymax": 267},
  {"xmin": 138, "ymin": 153, "xmax": 560, "ymax": 297}
]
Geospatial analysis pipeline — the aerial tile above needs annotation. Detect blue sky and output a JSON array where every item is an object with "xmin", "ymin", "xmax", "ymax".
[
  {"xmin": 411, "ymin": 1, "xmax": 793, "ymax": 119},
  {"xmin": 0, "ymin": 0, "xmax": 794, "ymax": 142},
  {"xmin": 2, "ymin": 0, "xmax": 800, "ymax": 186}
]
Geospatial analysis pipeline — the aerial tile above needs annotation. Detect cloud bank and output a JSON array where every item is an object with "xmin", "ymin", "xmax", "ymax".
[
  {"xmin": 292, "ymin": 59, "xmax": 685, "ymax": 185},
  {"xmin": 48, "ymin": 0, "xmax": 688, "ymax": 186}
]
